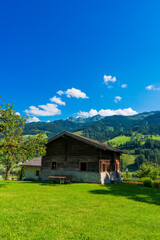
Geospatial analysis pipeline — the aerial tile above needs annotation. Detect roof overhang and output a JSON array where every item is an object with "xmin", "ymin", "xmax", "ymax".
[{"xmin": 48, "ymin": 131, "xmax": 125, "ymax": 153}]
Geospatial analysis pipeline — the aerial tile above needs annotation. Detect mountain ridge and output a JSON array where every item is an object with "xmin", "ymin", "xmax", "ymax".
[{"xmin": 24, "ymin": 110, "xmax": 160, "ymax": 141}]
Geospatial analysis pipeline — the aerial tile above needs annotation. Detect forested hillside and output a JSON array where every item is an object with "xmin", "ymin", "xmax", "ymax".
[
  {"xmin": 23, "ymin": 120, "xmax": 83, "ymax": 138},
  {"xmin": 76, "ymin": 111, "xmax": 160, "ymax": 142},
  {"xmin": 24, "ymin": 111, "xmax": 160, "ymax": 140}
]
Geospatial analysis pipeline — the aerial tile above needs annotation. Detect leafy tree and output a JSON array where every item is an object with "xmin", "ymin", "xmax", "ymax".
[
  {"xmin": 137, "ymin": 163, "xmax": 160, "ymax": 180},
  {"xmin": 135, "ymin": 155, "xmax": 145, "ymax": 168},
  {"xmin": 0, "ymin": 103, "xmax": 47, "ymax": 180}
]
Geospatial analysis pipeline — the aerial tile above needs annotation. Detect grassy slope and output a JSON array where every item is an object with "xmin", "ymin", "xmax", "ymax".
[
  {"xmin": 0, "ymin": 181, "xmax": 160, "ymax": 240},
  {"xmin": 74, "ymin": 130, "xmax": 84, "ymax": 136},
  {"xmin": 121, "ymin": 154, "xmax": 136, "ymax": 168},
  {"xmin": 105, "ymin": 135, "xmax": 131, "ymax": 146},
  {"xmin": 105, "ymin": 133, "xmax": 160, "ymax": 170},
  {"xmin": 107, "ymin": 134, "xmax": 160, "ymax": 147}
]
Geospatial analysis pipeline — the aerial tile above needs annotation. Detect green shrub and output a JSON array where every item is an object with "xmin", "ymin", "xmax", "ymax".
[
  {"xmin": 137, "ymin": 163, "xmax": 160, "ymax": 180},
  {"xmin": 123, "ymin": 178, "xmax": 141, "ymax": 182},
  {"xmin": 2, "ymin": 174, "xmax": 6, "ymax": 180},
  {"xmin": 154, "ymin": 181, "xmax": 160, "ymax": 189},
  {"xmin": 0, "ymin": 168, "xmax": 6, "ymax": 175},
  {"xmin": 142, "ymin": 178, "xmax": 154, "ymax": 188},
  {"xmin": 121, "ymin": 172, "xmax": 132, "ymax": 179}
]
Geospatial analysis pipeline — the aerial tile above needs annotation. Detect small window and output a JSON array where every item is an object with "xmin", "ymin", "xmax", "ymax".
[
  {"xmin": 51, "ymin": 161, "xmax": 57, "ymax": 170},
  {"xmin": 36, "ymin": 170, "xmax": 39, "ymax": 176},
  {"xmin": 79, "ymin": 162, "xmax": 87, "ymax": 172}
]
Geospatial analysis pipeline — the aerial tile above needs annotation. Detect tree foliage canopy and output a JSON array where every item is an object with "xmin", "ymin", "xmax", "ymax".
[
  {"xmin": 0, "ymin": 103, "xmax": 47, "ymax": 179},
  {"xmin": 137, "ymin": 163, "xmax": 160, "ymax": 180}
]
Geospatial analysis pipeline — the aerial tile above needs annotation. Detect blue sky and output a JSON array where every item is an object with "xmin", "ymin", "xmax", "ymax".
[{"xmin": 1, "ymin": 0, "xmax": 160, "ymax": 122}]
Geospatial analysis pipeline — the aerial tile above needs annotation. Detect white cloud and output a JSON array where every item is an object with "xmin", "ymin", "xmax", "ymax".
[
  {"xmin": 121, "ymin": 84, "xmax": 127, "ymax": 88},
  {"xmin": 146, "ymin": 84, "xmax": 160, "ymax": 90},
  {"xmin": 57, "ymin": 90, "xmax": 64, "ymax": 96},
  {"xmin": 57, "ymin": 88, "xmax": 89, "ymax": 99},
  {"xmin": 146, "ymin": 85, "xmax": 154, "ymax": 90},
  {"xmin": 25, "ymin": 103, "xmax": 61, "ymax": 116},
  {"xmin": 78, "ymin": 108, "xmax": 137, "ymax": 118},
  {"xmin": 65, "ymin": 88, "xmax": 88, "ymax": 98},
  {"xmin": 46, "ymin": 120, "xmax": 50, "ymax": 123},
  {"xmin": 50, "ymin": 96, "xmax": 66, "ymax": 106},
  {"xmin": 27, "ymin": 117, "xmax": 40, "ymax": 123},
  {"xmin": 78, "ymin": 109, "xmax": 98, "ymax": 118},
  {"xmin": 114, "ymin": 96, "xmax": 122, "ymax": 103},
  {"xmin": 103, "ymin": 75, "xmax": 116, "ymax": 85},
  {"xmin": 15, "ymin": 112, "xmax": 20, "ymax": 116}
]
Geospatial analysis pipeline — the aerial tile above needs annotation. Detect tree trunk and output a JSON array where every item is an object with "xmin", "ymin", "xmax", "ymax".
[
  {"xmin": 5, "ymin": 166, "xmax": 11, "ymax": 180},
  {"xmin": 19, "ymin": 167, "xmax": 24, "ymax": 180}
]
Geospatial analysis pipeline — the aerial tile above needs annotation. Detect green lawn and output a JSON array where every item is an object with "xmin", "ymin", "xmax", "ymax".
[{"xmin": 0, "ymin": 181, "xmax": 160, "ymax": 240}]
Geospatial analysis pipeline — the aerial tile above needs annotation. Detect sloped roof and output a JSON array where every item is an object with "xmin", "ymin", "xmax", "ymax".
[
  {"xmin": 22, "ymin": 157, "xmax": 42, "ymax": 167},
  {"xmin": 48, "ymin": 131, "xmax": 124, "ymax": 153}
]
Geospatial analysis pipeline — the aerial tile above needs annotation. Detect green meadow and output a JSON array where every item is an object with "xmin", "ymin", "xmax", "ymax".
[
  {"xmin": 106, "ymin": 134, "xmax": 160, "ymax": 147},
  {"xmin": 0, "ymin": 181, "xmax": 160, "ymax": 240}
]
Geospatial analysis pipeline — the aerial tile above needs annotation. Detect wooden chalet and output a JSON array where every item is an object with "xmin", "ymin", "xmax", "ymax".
[{"xmin": 38, "ymin": 131, "xmax": 124, "ymax": 184}]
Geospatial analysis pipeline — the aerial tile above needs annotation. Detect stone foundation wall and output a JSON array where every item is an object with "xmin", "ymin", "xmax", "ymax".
[
  {"xmin": 40, "ymin": 167, "xmax": 121, "ymax": 184},
  {"xmin": 100, "ymin": 171, "xmax": 121, "ymax": 184},
  {"xmin": 40, "ymin": 167, "xmax": 101, "ymax": 184}
]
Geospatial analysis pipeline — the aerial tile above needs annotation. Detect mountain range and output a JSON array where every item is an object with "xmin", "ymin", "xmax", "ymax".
[{"xmin": 24, "ymin": 111, "xmax": 160, "ymax": 142}]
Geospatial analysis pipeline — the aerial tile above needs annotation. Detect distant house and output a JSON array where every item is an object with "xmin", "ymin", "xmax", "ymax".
[
  {"xmin": 23, "ymin": 131, "xmax": 124, "ymax": 184},
  {"xmin": 22, "ymin": 157, "xmax": 41, "ymax": 180}
]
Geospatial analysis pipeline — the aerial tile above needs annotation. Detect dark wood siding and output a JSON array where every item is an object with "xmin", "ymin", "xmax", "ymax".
[{"xmin": 42, "ymin": 135, "xmax": 120, "ymax": 173}]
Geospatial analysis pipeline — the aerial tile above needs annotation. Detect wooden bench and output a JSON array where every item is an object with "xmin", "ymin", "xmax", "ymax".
[{"xmin": 48, "ymin": 176, "xmax": 66, "ymax": 184}]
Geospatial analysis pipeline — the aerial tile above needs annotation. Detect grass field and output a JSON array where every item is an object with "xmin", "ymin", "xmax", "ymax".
[
  {"xmin": 121, "ymin": 153, "xmax": 136, "ymax": 171},
  {"xmin": 106, "ymin": 135, "xmax": 131, "ymax": 146},
  {"xmin": 0, "ymin": 181, "xmax": 160, "ymax": 240},
  {"xmin": 106, "ymin": 134, "xmax": 160, "ymax": 147}
]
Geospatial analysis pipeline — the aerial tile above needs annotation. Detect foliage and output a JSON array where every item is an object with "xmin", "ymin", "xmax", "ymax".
[
  {"xmin": 0, "ymin": 103, "xmax": 47, "ymax": 179},
  {"xmin": 135, "ymin": 155, "xmax": 146, "ymax": 168},
  {"xmin": 24, "ymin": 120, "xmax": 83, "ymax": 138},
  {"xmin": 142, "ymin": 178, "xmax": 154, "ymax": 188},
  {"xmin": 154, "ymin": 181, "xmax": 160, "ymax": 189},
  {"xmin": 137, "ymin": 163, "xmax": 160, "ymax": 180},
  {"xmin": 23, "ymin": 111, "xmax": 160, "ymax": 141},
  {"xmin": 17, "ymin": 168, "xmax": 25, "ymax": 178},
  {"xmin": 0, "ymin": 182, "xmax": 160, "ymax": 239}
]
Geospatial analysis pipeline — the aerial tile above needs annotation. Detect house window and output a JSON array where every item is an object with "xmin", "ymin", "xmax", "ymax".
[
  {"xmin": 79, "ymin": 161, "xmax": 88, "ymax": 171},
  {"xmin": 36, "ymin": 170, "xmax": 39, "ymax": 176},
  {"xmin": 51, "ymin": 161, "xmax": 57, "ymax": 170}
]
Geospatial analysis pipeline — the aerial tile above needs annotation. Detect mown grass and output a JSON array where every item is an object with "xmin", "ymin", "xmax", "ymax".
[{"xmin": 0, "ymin": 181, "xmax": 160, "ymax": 240}]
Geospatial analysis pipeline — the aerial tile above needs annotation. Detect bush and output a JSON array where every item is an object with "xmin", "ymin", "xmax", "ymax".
[
  {"xmin": 121, "ymin": 172, "xmax": 132, "ymax": 179},
  {"xmin": 0, "ymin": 168, "xmax": 6, "ymax": 175},
  {"xmin": 137, "ymin": 163, "xmax": 160, "ymax": 180},
  {"xmin": 123, "ymin": 178, "xmax": 141, "ymax": 182},
  {"xmin": 142, "ymin": 178, "xmax": 154, "ymax": 188},
  {"xmin": 154, "ymin": 181, "xmax": 160, "ymax": 189}
]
